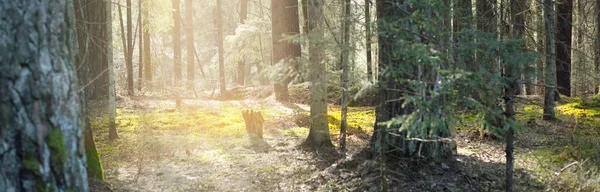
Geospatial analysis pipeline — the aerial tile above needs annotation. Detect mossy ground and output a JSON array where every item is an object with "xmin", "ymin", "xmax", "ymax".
[
  {"xmin": 456, "ymin": 95, "xmax": 600, "ymax": 191},
  {"xmin": 90, "ymin": 98, "xmax": 374, "ymax": 191},
  {"xmin": 89, "ymin": 93, "xmax": 600, "ymax": 191}
]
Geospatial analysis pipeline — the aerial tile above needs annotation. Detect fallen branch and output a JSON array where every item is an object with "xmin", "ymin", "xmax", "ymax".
[{"xmin": 554, "ymin": 161, "xmax": 579, "ymax": 176}]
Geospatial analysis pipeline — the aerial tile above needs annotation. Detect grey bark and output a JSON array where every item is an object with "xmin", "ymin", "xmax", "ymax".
[
  {"xmin": 544, "ymin": 0, "xmax": 557, "ymax": 120},
  {"xmin": 0, "ymin": 0, "xmax": 89, "ymax": 190},
  {"xmin": 305, "ymin": 0, "xmax": 333, "ymax": 149},
  {"xmin": 340, "ymin": 0, "xmax": 351, "ymax": 153}
]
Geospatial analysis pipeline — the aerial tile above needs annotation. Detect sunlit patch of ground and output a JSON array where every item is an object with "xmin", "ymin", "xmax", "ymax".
[
  {"xmin": 89, "ymin": 95, "xmax": 600, "ymax": 191},
  {"xmin": 90, "ymin": 98, "xmax": 375, "ymax": 191}
]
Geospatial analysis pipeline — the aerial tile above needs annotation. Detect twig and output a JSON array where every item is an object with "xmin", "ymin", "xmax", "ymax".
[{"xmin": 554, "ymin": 161, "xmax": 579, "ymax": 176}]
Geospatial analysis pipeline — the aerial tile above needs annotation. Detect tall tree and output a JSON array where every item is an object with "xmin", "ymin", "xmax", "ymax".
[
  {"xmin": 536, "ymin": 0, "xmax": 546, "ymax": 95},
  {"xmin": 454, "ymin": 0, "xmax": 474, "ymax": 70},
  {"xmin": 544, "ymin": 0, "xmax": 558, "ymax": 120},
  {"xmin": 237, "ymin": 0, "xmax": 249, "ymax": 86},
  {"xmin": 74, "ymin": 0, "xmax": 107, "ymax": 180},
  {"xmin": 0, "ymin": 1, "xmax": 88, "ymax": 190},
  {"xmin": 304, "ymin": 0, "xmax": 334, "ymax": 149},
  {"xmin": 185, "ymin": 0, "xmax": 195, "ymax": 88},
  {"xmin": 173, "ymin": 0, "xmax": 182, "ymax": 85},
  {"xmin": 138, "ymin": 0, "xmax": 143, "ymax": 91},
  {"xmin": 506, "ymin": 0, "xmax": 526, "ymax": 189},
  {"xmin": 556, "ymin": 0, "xmax": 573, "ymax": 96},
  {"xmin": 143, "ymin": 2, "xmax": 152, "ymax": 88},
  {"xmin": 79, "ymin": 0, "xmax": 110, "ymax": 99},
  {"xmin": 365, "ymin": 0, "xmax": 373, "ymax": 82},
  {"xmin": 271, "ymin": 0, "xmax": 302, "ymax": 102},
  {"xmin": 596, "ymin": 0, "xmax": 600, "ymax": 94},
  {"xmin": 126, "ymin": 0, "xmax": 134, "ymax": 95},
  {"xmin": 218, "ymin": 0, "xmax": 226, "ymax": 96},
  {"xmin": 340, "ymin": 0, "xmax": 352, "ymax": 152}
]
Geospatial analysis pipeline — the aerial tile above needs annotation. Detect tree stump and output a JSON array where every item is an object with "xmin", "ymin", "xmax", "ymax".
[{"xmin": 242, "ymin": 110, "xmax": 264, "ymax": 141}]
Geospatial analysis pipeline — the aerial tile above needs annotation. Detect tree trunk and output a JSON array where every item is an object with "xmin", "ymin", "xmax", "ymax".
[
  {"xmin": 556, "ymin": 0, "xmax": 573, "ymax": 96},
  {"xmin": 271, "ymin": 0, "xmax": 302, "ymax": 102},
  {"xmin": 370, "ymin": 0, "xmax": 413, "ymax": 157},
  {"xmin": 185, "ymin": 0, "xmax": 195, "ymax": 88},
  {"xmin": 0, "ymin": 1, "xmax": 89, "ymax": 190},
  {"xmin": 544, "ymin": 0, "xmax": 558, "ymax": 120},
  {"xmin": 365, "ymin": 0, "xmax": 373, "ymax": 82},
  {"xmin": 126, "ymin": 0, "xmax": 134, "ymax": 95},
  {"xmin": 236, "ymin": 0, "xmax": 249, "ymax": 86},
  {"xmin": 506, "ymin": 0, "xmax": 526, "ymax": 189},
  {"xmin": 138, "ymin": 0, "xmax": 143, "ymax": 91},
  {"xmin": 74, "ymin": 0, "xmax": 106, "ymax": 180},
  {"xmin": 597, "ymin": 0, "xmax": 600, "ymax": 94},
  {"xmin": 79, "ymin": 0, "xmax": 110, "ymax": 99},
  {"xmin": 304, "ymin": 0, "xmax": 334, "ymax": 149},
  {"xmin": 536, "ymin": 0, "xmax": 546, "ymax": 95},
  {"xmin": 454, "ymin": 0, "xmax": 474, "ymax": 70},
  {"xmin": 217, "ymin": 0, "xmax": 227, "ymax": 97},
  {"xmin": 340, "ymin": 0, "xmax": 351, "ymax": 153},
  {"xmin": 173, "ymin": 0, "xmax": 182, "ymax": 85},
  {"xmin": 143, "ymin": 3, "xmax": 152, "ymax": 88}
]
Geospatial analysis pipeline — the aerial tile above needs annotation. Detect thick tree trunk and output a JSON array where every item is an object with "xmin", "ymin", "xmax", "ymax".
[
  {"xmin": 74, "ymin": 0, "xmax": 106, "ymax": 180},
  {"xmin": 78, "ymin": 0, "xmax": 110, "ymax": 99},
  {"xmin": 271, "ymin": 0, "xmax": 302, "ymax": 102},
  {"xmin": 544, "ymin": 0, "xmax": 558, "ymax": 120},
  {"xmin": 371, "ymin": 0, "xmax": 412, "ymax": 157},
  {"xmin": 365, "ymin": 0, "xmax": 373, "ymax": 82},
  {"xmin": 0, "ymin": 1, "xmax": 89, "ymax": 190},
  {"xmin": 556, "ymin": 0, "xmax": 573, "ymax": 96},
  {"xmin": 304, "ymin": 0, "xmax": 334, "ymax": 149},
  {"xmin": 185, "ymin": 0, "xmax": 195, "ymax": 88},
  {"xmin": 173, "ymin": 0, "xmax": 182, "ymax": 85}
]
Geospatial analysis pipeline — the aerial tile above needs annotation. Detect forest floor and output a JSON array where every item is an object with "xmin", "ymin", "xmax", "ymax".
[{"xmin": 88, "ymin": 88, "xmax": 600, "ymax": 192}]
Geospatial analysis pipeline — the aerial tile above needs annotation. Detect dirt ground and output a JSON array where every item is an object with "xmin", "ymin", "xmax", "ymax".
[{"xmin": 88, "ymin": 95, "xmax": 600, "ymax": 192}]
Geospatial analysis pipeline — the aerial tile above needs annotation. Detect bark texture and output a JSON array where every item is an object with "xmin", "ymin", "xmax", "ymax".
[
  {"xmin": 305, "ymin": 0, "xmax": 333, "ymax": 149},
  {"xmin": 271, "ymin": 0, "xmax": 302, "ymax": 102},
  {"xmin": 76, "ymin": 0, "xmax": 111, "ymax": 99},
  {"xmin": 0, "ymin": 1, "xmax": 88, "ymax": 190},
  {"xmin": 544, "ymin": 0, "xmax": 558, "ymax": 120},
  {"xmin": 556, "ymin": 0, "xmax": 573, "ymax": 96},
  {"xmin": 73, "ymin": 0, "xmax": 106, "ymax": 181}
]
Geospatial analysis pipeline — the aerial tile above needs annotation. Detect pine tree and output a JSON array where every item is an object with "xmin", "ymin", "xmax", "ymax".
[
  {"xmin": 304, "ymin": 0, "xmax": 334, "ymax": 149},
  {"xmin": 0, "ymin": 1, "xmax": 88, "ymax": 190},
  {"xmin": 544, "ymin": 0, "xmax": 558, "ymax": 120}
]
